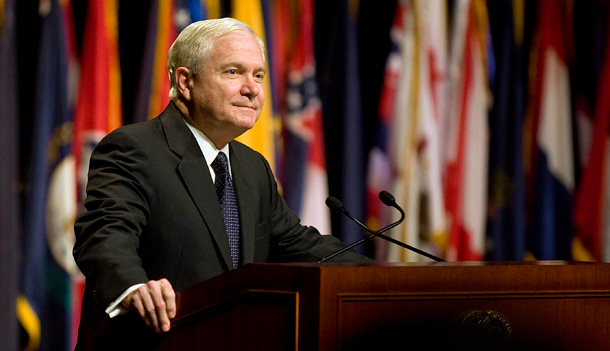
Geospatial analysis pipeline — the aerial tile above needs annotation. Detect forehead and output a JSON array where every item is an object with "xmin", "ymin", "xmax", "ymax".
[{"xmin": 209, "ymin": 33, "xmax": 264, "ymax": 64}]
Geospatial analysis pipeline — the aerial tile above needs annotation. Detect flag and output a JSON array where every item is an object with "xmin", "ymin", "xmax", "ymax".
[
  {"xmin": 316, "ymin": 0, "xmax": 368, "ymax": 251},
  {"xmin": 147, "ymin": 0, "xmax": 176, "ymax": 120},
  {"xmin": 281, "ymin": 0, "xmax": 331, "ymax": 233},
  {"xmin": 366, "ymin": 0, "xmax": 405, "ymax": 259},
  {"xmin": 73, "ymin": 0, "xmax": 122, "ymax": 207},
  {"xmin": 573, "ymin": 16, "xmax": 610, "ymax": 261},
  {"xmin": 232, "ymin": 0, "xmax": 279, "ymax": 172},
  {"xmin": 130, "ymin": 0, "xmax": 177, "ymax": 124},
  {"xmin": 205, "ymin": 0, "xmax": 230, "ymax": 18},
  {"xmin": 485, "ymin": 0, "xmax": 527, "ymax": 260},
  {"xmin": 524, "ymin": 0, "xmax": 574, "ymax": 260},
  {"xmin": 444, "ymin": 0, "xmax": 492, "ymax": 261},
  {"xmin": 20, "ymin": 0, "xmax": 80, "ymax": 349},
  {"xmin": 71, "ymin": 1, "xmax": 122, "ymax": 345},
  {"xmin": 267, "ymin": 0, "xmax": 290, "ymax": 115},
  {"xmin": 371, "ymin": 0, "xmax": 448, "ymax": 262},
  {"xmin": 0, "ymin": 0, "xmax": 20, "ymax": 348},
  {"xmin": 397, "ymin": 0, "xmax": 448, "ymax": 262}
]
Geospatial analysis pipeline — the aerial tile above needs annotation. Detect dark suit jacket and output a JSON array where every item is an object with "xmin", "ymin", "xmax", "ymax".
[{"xmin": 73, "ymin": 102, "xmax": 369, "ymax": 342}]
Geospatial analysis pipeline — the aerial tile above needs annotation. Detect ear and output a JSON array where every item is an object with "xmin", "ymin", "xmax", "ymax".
[{"xmin": 175, "ymin": 67, "xmax": 193, "ymax": 101}]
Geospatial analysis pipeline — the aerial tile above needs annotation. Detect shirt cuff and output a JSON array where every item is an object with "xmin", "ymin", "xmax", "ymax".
[{"xmin": 105, "ymin": 283, "xmax": 145, "ymax": 318}]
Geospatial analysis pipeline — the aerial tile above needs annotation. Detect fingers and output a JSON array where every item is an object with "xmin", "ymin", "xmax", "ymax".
[
  {"xmin": 126, "ymin": 279, "xmax": 176, "ymax": 334},
  {"xmin": 161, "ymin": 279, "xmax": 177, "ymax": 320}
]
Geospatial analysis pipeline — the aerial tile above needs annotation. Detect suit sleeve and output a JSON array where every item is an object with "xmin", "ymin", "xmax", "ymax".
[{"xmin": 73, "ymin": 128, "xmax": 152, "ymax": 307}]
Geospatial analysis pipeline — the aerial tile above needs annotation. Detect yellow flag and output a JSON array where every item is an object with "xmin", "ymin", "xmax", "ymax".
[{"xmin": 231, "ymin": 0, "xmax": 278, "ymax": 172}]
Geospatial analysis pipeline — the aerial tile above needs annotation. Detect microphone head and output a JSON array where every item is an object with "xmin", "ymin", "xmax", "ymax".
[
  {"xmin": 379, "ymin": 191, "xmax": 396, "ymax": 206},
  {"xmin": 325, "ymin": 196, "xmax": 344, "ymax": 212}
]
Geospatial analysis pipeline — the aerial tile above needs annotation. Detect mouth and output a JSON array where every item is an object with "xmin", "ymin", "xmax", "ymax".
[{"xmin": 234, "ymin": 104, "xmax": 258, "ymax": 111}]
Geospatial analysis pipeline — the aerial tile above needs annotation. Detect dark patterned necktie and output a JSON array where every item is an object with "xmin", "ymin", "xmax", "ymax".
[{"xmin": 211, "ymin": 152, "xmax": 240, "ymax": 268}]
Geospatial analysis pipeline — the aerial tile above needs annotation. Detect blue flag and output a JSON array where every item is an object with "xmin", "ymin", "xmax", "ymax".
[
  {"xmin": 20, "ymin": 1, "xmax": 77, "ymax": 349},
  {"xmin": 486, "ymin": 0, "xmax": 527, "ymax": 260},
  {"xmin": 316, "ymin": 0, "xmax": 368, "ymax": 253}
]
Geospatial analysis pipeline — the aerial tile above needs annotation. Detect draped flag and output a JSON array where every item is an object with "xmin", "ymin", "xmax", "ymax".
[
  {"xmin": 573, "ymin": 17, "xmax": 610, "ymax": 261},
  {"xmin": 366, "ymin": 0, "xmax": 405, "ymax": 259},
  {"xmin": 71, "ymin": 1, "xmax": 122, "ymax": 346},
  {"xmin": 146, "ymin": 0, "xmax": 176, "ymax": 120},
  {"xmin": 20, "ymin": 0, "xmax": 80, "ymax": 349},
  {"xmin": 370, "ymin": 0, "xmax": 448, "ymax": 262},
  {"xmin": 232, "ymin": 0, "xmax": 279, "ymax": 172},
  {"xmin": 388, "ymin": 1, "xmax": 447, "ymax": 261},
  {"xmin": 525, "ymin": 0, "xmax": 574, "ymax": 260},
  {"xmin": 132, "ymin": 0, "xmax": 184, "ymax": 124},
  {"xmin": 485, "ymin": 0, "xmax": 527, "ymax": 260},
  {"xmin": 73, "ymin": 0, "xmax": 122, "ymax": 206},
  {"xmin": 282, "ymin": 0, "xmax": 330, "ymax": 233},
  {"xmin": 0, "ymin": 0, "xmax": 20, "ymax": 348},
  {"xmin": 444, "ymin": 0, "xmax": 492, "ymax": 261},
  {"xmin": 315, "ymin": 0, "xmax": 367, "ymax": 251}
]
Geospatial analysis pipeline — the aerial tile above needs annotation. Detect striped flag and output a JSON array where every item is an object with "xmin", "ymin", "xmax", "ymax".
[
  {"xmin": 20, "ymin": 0, "xmax": 80, "ymax": 349},
  {"xmin": 132, "ymin": 0, "xmax": 184, "ymax": 124},
  {"xmin": 282, "ymin": 0, "xmax": 330, "ymax": 233},
  {"xmin": 444, "ymin": 0, "xmax": 492, "ymax": 261},
  {"xmin": 524, "ymin": 0, "xmax": 574, "ymax": 260},
  {"xmin": 231, "ymin": 0, "xmax": 279, "ymax": 172},
  {"xmin": 146, "ymin": 0, "xmax": 176, "ymax": 120}
]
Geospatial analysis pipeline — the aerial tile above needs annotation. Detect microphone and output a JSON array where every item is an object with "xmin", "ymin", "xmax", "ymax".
[{"xmin": 318, "ymin": 191, "xmax": 445, "ymax": 263}]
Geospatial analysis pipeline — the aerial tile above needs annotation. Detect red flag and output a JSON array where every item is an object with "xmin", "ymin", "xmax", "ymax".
[
  {"xmin": 73, "ymin": 0, "xmax": 122, "ymax": 203},
  {"xmin": 573, "ymin": 20, "xmax": 610, "ymax": 261},
  {"xmin": 444, "ymin": 0, "xmax": 491, "ymax": 261}
]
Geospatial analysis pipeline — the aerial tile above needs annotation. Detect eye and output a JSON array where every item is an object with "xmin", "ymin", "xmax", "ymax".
[{"xmin": 228, "ymin": 69, "xmax": 238, "ymax": 75}]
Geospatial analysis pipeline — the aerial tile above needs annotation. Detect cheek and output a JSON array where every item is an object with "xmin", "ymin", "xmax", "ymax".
[{"xmin": 257, "ymin": 86, "xmax": 265, "ymax": 104}]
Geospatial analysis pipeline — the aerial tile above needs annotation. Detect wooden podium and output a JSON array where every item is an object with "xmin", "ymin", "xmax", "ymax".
[{"xmin": 93, "ymin": 262, "xmax": 610, "ymax": 350}]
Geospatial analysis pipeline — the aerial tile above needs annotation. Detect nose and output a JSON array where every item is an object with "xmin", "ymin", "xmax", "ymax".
[{"xmin": 240, "ymin": 76, "xmax": 260, "ymax": 99}]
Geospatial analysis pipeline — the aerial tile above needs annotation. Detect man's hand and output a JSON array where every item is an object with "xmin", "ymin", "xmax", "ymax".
[{"xmin": 122, "ymin": 278, "xmax": 176, "ymax": 334}]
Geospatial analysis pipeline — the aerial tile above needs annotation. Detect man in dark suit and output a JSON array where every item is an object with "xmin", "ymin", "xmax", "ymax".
[{"xmin": 73, "ymin": 17, "xmax": 371, "ymax": 344}]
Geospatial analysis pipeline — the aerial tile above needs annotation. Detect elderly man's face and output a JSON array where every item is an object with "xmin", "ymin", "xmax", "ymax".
[{"xmin": 189, "ymin": 32, "xmax": 266, "ymax": 141}]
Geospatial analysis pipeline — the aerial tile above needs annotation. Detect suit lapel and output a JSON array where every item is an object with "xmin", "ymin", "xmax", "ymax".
[
  {"xmin": 160, "ymin": 103, "xmax": 233, "ymax": 270},
  {"xmin": 229, "ymin": 142, "xmax": 255, "ymax": 264}
]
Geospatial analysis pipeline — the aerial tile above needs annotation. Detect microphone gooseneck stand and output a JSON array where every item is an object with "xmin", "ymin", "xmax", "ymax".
[{"xmin": 318, "ymin": 191, "xmax": 445, "ymax": 263}]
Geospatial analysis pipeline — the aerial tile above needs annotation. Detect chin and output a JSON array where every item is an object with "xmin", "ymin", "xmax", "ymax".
[{"xmin": 236, "ymin": 115, "xmax": 260, "ymax": 129}]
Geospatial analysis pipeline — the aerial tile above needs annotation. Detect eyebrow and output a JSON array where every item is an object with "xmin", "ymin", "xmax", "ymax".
[{"xmin": 218, "ymin": 62, "xmax": 266, "ymax": 74}]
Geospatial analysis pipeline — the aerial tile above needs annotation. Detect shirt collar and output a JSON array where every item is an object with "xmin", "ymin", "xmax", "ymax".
[{"xmin": 183, "ymin": 119, "xmax": 231, "ymax": 178}]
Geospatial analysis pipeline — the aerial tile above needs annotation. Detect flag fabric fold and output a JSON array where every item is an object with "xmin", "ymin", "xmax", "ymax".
[
  {"xmin": 315, "ymin": 0, "xmax": 368, "ymax": 251},
  {"xmin": 371, "ymin": 0, "xmax": 448, "ymax": 262},
  {"xmin": 444, "ymin": 0, "xmax": 492, "ymax": 261},
  {"xmin": 232, "ymin": 0, "xmax": 279, "ymax": 172},
  {"xmin": 281, "ymin": 0, "xmax": 331, "ymax": 233},
  {"xmin": 525, "ymin": 0, "xmax": 575, "ymax": 260},
  {"xmin": 573, "ymin": 16, "xmax": 610, "ymax": 261},
  {"xmin": 73, "ymin": 0, "xmax": 123, "ymax": 206},
  {"xmin": 485, "ymin": 0, "xmax": 527, "ymax": 261},
  {"xmin": 21, "ymin": 0, "xmax": 80, "ymax": 349}
]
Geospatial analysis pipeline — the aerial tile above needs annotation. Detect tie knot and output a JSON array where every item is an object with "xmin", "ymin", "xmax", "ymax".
[{"xmin": 211, "ymin": 152, "xmax": 229, "ymax": 178}]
